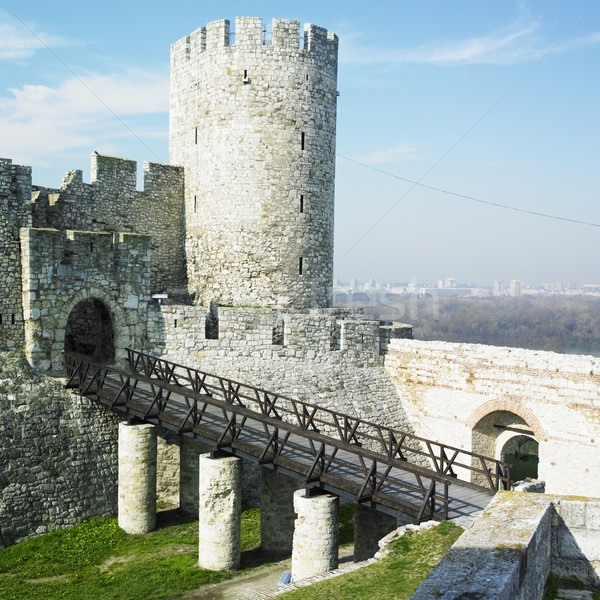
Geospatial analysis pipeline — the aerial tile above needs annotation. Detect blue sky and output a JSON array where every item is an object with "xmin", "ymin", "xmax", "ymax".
[{"xmin": 1, "ymin": 1, "xmax": 599, "ymax": 287}]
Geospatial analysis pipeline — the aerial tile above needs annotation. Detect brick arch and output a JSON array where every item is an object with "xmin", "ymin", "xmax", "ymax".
[{"xmin": 466, "ymin": 399, "xmax": 547, "ymax": 440}]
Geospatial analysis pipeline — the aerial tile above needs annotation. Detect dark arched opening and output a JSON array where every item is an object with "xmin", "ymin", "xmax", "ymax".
[
  {"xmin": 471, "ymin": 410, "xmax": 539, "ymax": 486},
  {"xmin": 65, "ymin": 299, "xmax": 115, "ymax": 363},
  {"xmin": 501, "ymin": 435, "xmax": 539, "ymax": 482}
]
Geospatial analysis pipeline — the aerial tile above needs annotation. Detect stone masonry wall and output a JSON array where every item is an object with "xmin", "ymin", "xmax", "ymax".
[
  {"xmin": 146, "ymin": 305, "xmax": 422, "ymax": 461},
  {"xmin": 20, "ymin": 228, "xmax": 151, "ymax": 372},
  {"xmin": 385, "ymin": 339, "xmax": 600, "ymax": 497},
  {"xmin": 31, "ymin": 154, "xmax": 185, "ymax": 295},
  {"xmin": 412, "ymin": 491, "xmax": 600, "ymax": 598},
  {"xmin": 0, "ymin": 351, "xmax": 120, "ymax": 549},
  {"xmin": 170, "ymin": 17, "xmax": 338, "ymax": 309},
  {"xmin": 0, "ymin": 159, "xmax": 31, "ymax": 350}
]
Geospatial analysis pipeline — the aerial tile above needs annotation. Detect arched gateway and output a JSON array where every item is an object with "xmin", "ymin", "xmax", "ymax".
[{"xmin": 65, "ymin": 299, "xmax": 115, "ymax": 363}]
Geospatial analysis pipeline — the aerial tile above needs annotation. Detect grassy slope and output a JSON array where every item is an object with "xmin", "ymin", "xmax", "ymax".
[
  {"xmin": 0, "ymin": 508, "xmax": 262, "ymax": 600},
  {"xmin": 278, "ymin": 521, "xmax": 464, "ymax": 600},
  {"xmin": 0, "ymin": 504, "xmax": 355, "ymax": 600}
]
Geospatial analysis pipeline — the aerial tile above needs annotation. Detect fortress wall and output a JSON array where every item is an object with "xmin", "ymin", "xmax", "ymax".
[
  {"xmin": 20, "ymin": 228, "xmax": 152, "ymax": 372},
  {"xmin": 31, "ymin": 154, "xmax": 185, "ymax": 295},
  {"xmin": 147, "ymin": 304, "xmax": 409, "ymax": 368},
  {"xmin": 0, "ymin": 351, "xmax": 120, "ymax": 549},
  {"xmin": 384, "ymin": 339, "xmax": 600, "ymax": 497},
  {"xmin": 146, "ymin": 305, "xmax": 422, "ymax": 457},
  {"xmin": 0, "ymin": 159, "xmax": 31, "ymax": 350},
  {"xmin": 171, "ymin": 18, "xmax": 338, "ymax": 309},
  {"xmin": 412, "ymin": 492, "xmax": 600, "ymax": 598}
]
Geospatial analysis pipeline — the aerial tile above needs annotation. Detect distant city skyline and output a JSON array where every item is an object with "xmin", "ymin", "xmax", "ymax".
[
  {"xmin": 334, "ymin": 276, "xmax": 600, "ymax": 298},
  {"xmin": 1, "ymin": 1, "xmax": 599, "ymax": 285}
]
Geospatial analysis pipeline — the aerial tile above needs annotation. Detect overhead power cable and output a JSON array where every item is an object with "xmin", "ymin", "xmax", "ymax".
[
  {"xmin": 339, "ymin": 15, "xmax": 587, "ymax": 259},
  {"xmin": 337, "ymin": 152, "xmax": 600, "ymax": 229}
]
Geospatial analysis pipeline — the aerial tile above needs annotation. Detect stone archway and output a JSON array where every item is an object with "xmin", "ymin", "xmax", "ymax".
[
  {"xmin": 64, "ymin": 298, "xmax": 115, "ymax": 363},
  {"xmin": 470, "ymin": 410, "xmax": 539, "ymax": 486}
]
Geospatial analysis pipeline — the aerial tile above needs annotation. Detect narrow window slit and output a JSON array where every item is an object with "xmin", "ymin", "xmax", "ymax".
[
  {"xmin": 300, "ymin": 195, "xmax": 304, "ymax": 213},
  {"xmin": 194, "ymin": 127, "xmax": 198, "ymax": 145},
  {"xmin": 301, "ymin": 132, "xmax": 305, "ymax": 150},
  {"xmin": 194, "ymin": 195, "xmax": 197, "ymax": 213},
  {"xmin": 299, "ymin": 257, "xmax": 303, "ymax": 275},
  {"xmin": 11, "ymin": 314, "xmax": 15, "ymax": 324},
  {"xmin": 90, "ymin": 241, "xmax": 94, "ymax": 253}
]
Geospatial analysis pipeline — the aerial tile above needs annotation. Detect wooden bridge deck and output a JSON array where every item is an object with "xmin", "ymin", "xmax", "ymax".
[{"xmin": 64, "ymin": 349, "xmax": 508, "ymax": 523}]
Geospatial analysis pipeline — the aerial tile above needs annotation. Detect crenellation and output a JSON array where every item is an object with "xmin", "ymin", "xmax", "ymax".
[
  {"xmin": 273, "ymin": 18, "xmax": 301, "ymax": 49},
  {"xmin": 90, "ymin": 153, "xmax": 137, "ymax": 192},
  {"xmin": 206, "ymin": 19, "xmax": 230, "ymax": 49},
  {"xmin": 234, "ymin": 16, "xmax": 263, "ymax": 47}
]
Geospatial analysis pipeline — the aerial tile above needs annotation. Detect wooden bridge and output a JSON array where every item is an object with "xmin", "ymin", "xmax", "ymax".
[{"xmin": 64, "ymin": 349, "xmax": 511, "ymax": 524}]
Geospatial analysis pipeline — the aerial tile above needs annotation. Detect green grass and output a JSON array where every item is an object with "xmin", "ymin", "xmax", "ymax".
[
  {"xmin": 505, "ymin": 453, "xmax": 539, "ymax": 482},
  {"xmin": 0, "ymin": 506, "xmax": 263, "ymax": 600},
  {"xmin": 278, "ymin": 521, "xmax": 464, "ymax": 600}
]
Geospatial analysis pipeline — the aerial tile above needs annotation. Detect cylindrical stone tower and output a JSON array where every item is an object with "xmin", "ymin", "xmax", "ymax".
[{"xmin": 170, "ymin": 17, "xmax": 338, "ymax": 309}]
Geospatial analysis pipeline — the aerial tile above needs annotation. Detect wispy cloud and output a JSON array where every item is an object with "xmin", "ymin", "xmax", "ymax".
[
  {"xmin": 0, "ymin": 14, "xmax": 74, "ymax": 60},
  {"xmin": 0, "ymin": 69, "xmax": 169, "ymax": 166},
  {"xmin": 341, "ymin": 17, "xmax": 598, "ymax": 67},
  {"xmin": 353, "ymin": 145, "xmax": 417, "ymax": 164}
]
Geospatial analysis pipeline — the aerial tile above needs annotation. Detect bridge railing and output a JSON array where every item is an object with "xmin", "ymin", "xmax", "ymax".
[
  {"xmin": 65, "ymin": 350, "xmax": 451, "ymax": 522},
  {"xmin": 126, "ymin": 349, "xmax": 511, "ymax": 493}
]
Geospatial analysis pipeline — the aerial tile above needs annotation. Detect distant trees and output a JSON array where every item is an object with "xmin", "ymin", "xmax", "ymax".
[
  {"xmin": 411, "ymin": 296, "xmax": 600, "ymax": 354},
  {"xmin": 336, "ymin": 294, "xmax": 600, "ymax": 355}
]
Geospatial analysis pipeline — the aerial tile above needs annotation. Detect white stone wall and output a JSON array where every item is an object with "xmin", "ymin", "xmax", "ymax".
[
  {"xmin": 384, "ymin": 339, "xmax": 600, "ymax": 497},
  {"xmin": 170, "ymin": 17, "xmax": 338, "ymax": 309}
]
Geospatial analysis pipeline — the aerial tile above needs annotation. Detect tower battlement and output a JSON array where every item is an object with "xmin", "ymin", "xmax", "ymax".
[{"xmin": 171, "ymin": 17, "xmax": 337, "ymax": 60}]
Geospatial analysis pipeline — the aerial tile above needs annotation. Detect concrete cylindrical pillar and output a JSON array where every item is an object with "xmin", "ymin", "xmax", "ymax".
[
  {"xmin": 353, "ymin": 504, "xmax": 399, "ymax": 562},
  {"xmin": 260, "ymin": 467, "xmax": 302, "ymax": 555},
  {"xmin": 291, "ymin": 489, "xmax": 339, "ymax": 581},
  {"xmin": 118, "ymin": 422, "xmax": 157, "ymax": 534},
  {"xmin": 198, "ymin": 453, "xmax": 241, "ymax": 571},
  {"xmin": 179, "ymin": 437, "xmax": 210, "ymax": 515}
]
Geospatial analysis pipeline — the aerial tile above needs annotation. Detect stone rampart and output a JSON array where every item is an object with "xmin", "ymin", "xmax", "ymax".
[
  {"xmin": 31, "ymin": 154, "xmax": 185, "ymax": 295},
  {"xmin": 385, "ymin": 339, "xmax": 600, "ymax": 497},
  {"xmin": 411, "ymin": 491, "xmax": 600, "ymax": 598},
  {"xmin": 0, "ymin": 159, "xmax": 31, "ymax": 350},
  {"xmin": 0, "ymin": 352, "xmax": 120, "ymax": 549}
]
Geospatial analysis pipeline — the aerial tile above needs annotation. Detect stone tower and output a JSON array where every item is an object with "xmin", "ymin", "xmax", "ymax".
[{"xmin": 169, "ymin": 17, "xmax": 338, "ymax": 309}]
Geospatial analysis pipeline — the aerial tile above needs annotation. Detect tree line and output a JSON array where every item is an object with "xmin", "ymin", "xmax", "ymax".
[{"xmin": 335, "ymin": 293, "xmax": 600, "ymax": 355}]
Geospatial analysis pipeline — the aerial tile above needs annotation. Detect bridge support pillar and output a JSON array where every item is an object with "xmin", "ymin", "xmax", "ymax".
[
  {"xmin": 118, "ymin": 422, "xmax": 157, "ymax": 534},
  {"xmin": 260, "ymin": 468, "xmax": 301, "ymax": 555},
  {"xmin": 291, "ymin": 489, "xmax": 338, "ymax": 581},
  {"xmin": 353, "ymin": 504, "xmax": 399, "ymax": 561},
  {"xmin": 179, "ymin": 437, "xmax": 210, "ymax": 516},
  {"xmin": 198, "ymin": 453, "xmax": 241, "ymax": 571}
]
